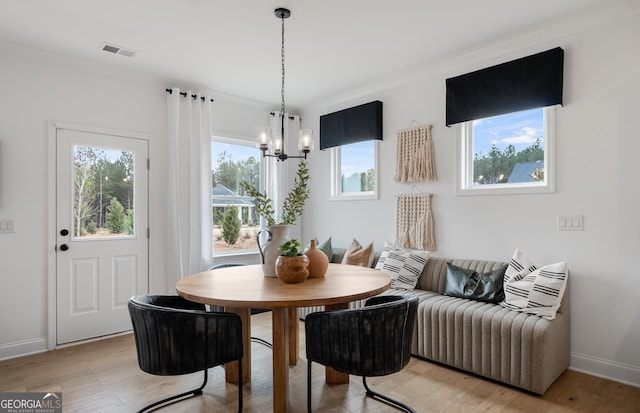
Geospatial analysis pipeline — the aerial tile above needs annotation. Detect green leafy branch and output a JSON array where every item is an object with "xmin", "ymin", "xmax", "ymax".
[
  {"xmin": 239, "ymin": 180, "xmax": 276, "ymax": 226},
  {"xmin": 279, "ymin": 161, "xmax": 310, "ymax": 226},
  {"xmin": 240, "ymin": 160, "xmax": 310, "ymax": 226}
]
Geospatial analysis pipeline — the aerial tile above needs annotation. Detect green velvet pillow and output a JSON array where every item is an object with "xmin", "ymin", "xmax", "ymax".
[{"xmin": 305, "ymin": 237, "xmax": 333, "ymax": 261}]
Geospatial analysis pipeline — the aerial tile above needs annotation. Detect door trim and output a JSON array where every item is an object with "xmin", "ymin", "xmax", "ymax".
[{"xmin": 46, "ymin": 121, "xmax": 149, "ymax": 350}]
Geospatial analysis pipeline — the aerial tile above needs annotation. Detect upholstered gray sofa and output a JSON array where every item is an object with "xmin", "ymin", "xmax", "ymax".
[{"xmin": 299, "ymin": 248, "xmax": 570, "ymax": 395}]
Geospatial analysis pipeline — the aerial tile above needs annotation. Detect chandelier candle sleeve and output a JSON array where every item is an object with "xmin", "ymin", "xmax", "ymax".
[
  {"xmin": 256, "ymin": 127, "xmax": 270, "ymax": 150},
  {"xmin": 298, "ymin": 129, "xmax": 314, "ymax": 152},
  {"xmin": 273, "ymin": 137, "xmax": 283, "ymax": 155}
]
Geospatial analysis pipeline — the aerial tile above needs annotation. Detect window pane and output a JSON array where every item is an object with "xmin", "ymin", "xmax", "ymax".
[
  {"xmin": 211, "ymin": 140, "xmax": 260, "ymax": 255},
  {"xmin": 340, "ymin": 141, "xmax": 375, "ymax": 193},
  {"xmin": 73, "ymin": 146, "xmax": 135, "ymax": 238},
  {"xmin": 472, "ymin": 108, "xmax": 544, "ymax": 185}
]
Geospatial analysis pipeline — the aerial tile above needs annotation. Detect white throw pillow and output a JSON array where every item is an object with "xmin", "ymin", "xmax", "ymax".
[
  {"xmin": 501, "ymin": 249, "xmax": 568, "ymax": 320},
  {"xmin": 375, "ymin": 241, "xmax": 429, "ymax": 291}
]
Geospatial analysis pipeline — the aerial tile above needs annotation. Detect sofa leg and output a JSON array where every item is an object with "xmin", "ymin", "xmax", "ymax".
[{"xmin": 362, "ymin": 376, "xmax": 415, "ymax": 413}]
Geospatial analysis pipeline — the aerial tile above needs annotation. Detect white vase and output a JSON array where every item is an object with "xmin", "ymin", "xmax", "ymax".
[{"xmin": 257, "ymin": 225, "xmax": 290, "ymax": 277}]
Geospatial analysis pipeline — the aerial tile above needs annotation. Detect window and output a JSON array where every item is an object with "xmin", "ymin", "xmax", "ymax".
[
  {"xmin": 211, "ymin": 137, "xmax": 260, "ymax": 255},
  {"xmin": 456, "ymin": 107, "xmax": 555, "ymax": 195},
  {"xmin": 330, "ymin": 140, "xmax": 378, "ymax": 200},
  {"xmin": 73, "ymin": 146, "xmax": 135, "ymax": 238}
]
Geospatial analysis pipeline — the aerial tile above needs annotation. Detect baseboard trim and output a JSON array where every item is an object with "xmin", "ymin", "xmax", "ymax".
[
  {"xmin": 571, "ymin": 352, "xmax": 640, "ymax": 388},
  {"xmin": 0, "ymin": 338, "xmax": 48, "ymax": 361}
]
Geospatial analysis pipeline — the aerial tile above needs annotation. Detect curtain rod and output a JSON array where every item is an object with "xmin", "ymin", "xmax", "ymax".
[{"xmin": 165, "ymin": 88, "xmax": 214, "ymax": 102}]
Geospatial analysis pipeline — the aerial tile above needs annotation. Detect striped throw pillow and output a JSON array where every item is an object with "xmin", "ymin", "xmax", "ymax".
[
  {"xmin": 375, "ymin": 241, "xmax": 429, "ymax": 291},
  {"xmin": 501, "ymin": 249, "xmax": 568, "ymax": 320}
]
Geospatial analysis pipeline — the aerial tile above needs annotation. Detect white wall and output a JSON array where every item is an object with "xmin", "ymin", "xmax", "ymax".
[
  {"xmin": 0, "ymin": 40, "xmax": 270, "ymax": 358},
  {"xmin": 301, "ymin": 15, "xmax": 640, "ymax": 386},
  {"xmin": 1, "ymin": 7, "xmax": 638, "ymax": 388}
]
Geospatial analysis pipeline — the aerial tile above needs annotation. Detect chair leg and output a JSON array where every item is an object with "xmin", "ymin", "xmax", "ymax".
[
  {"xmin": 307, "ymin": 359, "xmax": 313, "ymax": 413},
  {"xmin": 362, "ymin": 376, "xmax": 416, "ymax": 413},
  {"xmin": 137, "ymin": 369, "xmax": 209, "ymax": 413},
  {"xmin": 237, "ymin": 357, "xmax": 243, "ymax": 413},
  {"xmin": 250, "ymin": 336, "xmax": 272, "ymax": 348}
]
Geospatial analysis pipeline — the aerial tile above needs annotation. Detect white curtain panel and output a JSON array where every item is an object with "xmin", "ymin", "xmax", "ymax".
[{"xmin": 166, "ymin": 88, "xmax": 213, "ymax": 285}]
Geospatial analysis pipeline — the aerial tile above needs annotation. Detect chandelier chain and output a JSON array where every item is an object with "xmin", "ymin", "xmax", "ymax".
[{"xmin": 280, "ymin": 14, "xmax": 286, "ymax": 119}]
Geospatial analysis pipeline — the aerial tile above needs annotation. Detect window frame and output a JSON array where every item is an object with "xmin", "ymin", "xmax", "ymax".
[
  {"xmin": 455, "ymin": 106, "xmax": 556, "ymax": 196},
  {"xmin": 329, "ymin": 140, "xmax": 379, "ymax": 201}
]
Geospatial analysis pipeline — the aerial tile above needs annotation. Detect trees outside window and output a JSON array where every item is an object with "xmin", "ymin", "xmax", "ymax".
[
  {"xmin": 457, "ymin": 107, "xmax": 555, "ymax": 195},
  {"xmin": 220, "ymin": 205, "xmax": 241, "ymax": 245},
  {"xmin": 330, "ymin": 140, "xmax": 378, "ymax": 200},
  {"xmin": 73, "ymin": 146, "xmax": 135, "ymax": 237},
  {"xmin": 211, "ymin": 138, "xmax": 260, "ymax": 255}
]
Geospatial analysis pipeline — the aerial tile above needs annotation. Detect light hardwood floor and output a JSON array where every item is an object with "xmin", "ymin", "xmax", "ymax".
[{"xmin": 2, "ymin": 312, "xmax": 639, "ymax": 412}]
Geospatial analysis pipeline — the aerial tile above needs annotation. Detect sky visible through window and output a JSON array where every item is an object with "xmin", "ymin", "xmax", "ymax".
[
  {"xmin": 472, "ymin": 108, "xmax": 544, "ymax": 156},
  {"xmin": 341, "ymin": 140, "xmax": 374, "ymax": 178},
  {"xmin": 211, "ymin": 141, "xmax": 258, "ymax": 168}
]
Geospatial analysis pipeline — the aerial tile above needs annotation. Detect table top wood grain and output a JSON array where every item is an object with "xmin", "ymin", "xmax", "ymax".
[{"xmin": 175, "ymin": 263, "xmax": 391, "ymax": 308}]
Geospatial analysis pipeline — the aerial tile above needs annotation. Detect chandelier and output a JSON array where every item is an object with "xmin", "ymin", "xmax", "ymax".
[{"xmin": 256, "ymin": 7, "xmax": 314, "ymax": 161}]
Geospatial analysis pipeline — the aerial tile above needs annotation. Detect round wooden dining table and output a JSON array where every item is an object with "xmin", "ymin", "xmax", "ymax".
[{"xmin": 175, "ymin": 263, "xmax": 390, "ymax": 413}]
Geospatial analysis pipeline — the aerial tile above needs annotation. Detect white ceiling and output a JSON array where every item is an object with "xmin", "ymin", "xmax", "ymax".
[{"xmin": 0, "ymin": 1, "xmax": 635, "ymax": 109}]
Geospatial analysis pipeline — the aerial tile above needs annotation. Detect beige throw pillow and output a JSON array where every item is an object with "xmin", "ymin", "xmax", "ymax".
[{"xmin": 341, "ymin": 239, "xmax": 374, "ymax": 267}]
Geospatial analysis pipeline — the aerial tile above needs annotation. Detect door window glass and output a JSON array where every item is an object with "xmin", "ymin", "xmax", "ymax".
[{"xmin": 73, "ymin": 146, "xmax": 135, "ymax": 238}]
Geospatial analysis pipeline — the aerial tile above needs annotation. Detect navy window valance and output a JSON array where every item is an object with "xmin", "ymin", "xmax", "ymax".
[
  {"xmin": 320, "ymin": 100, "xmax": 383, "ymax": 150},
  {"xmin": 445, "ymin": 47, "xmax": 564, "ymax": 126}
]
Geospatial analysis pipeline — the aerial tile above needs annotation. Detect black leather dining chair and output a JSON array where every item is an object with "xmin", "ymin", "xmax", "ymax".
[
  {"xmin": 128, "ymin": 295, "xmax": 243, "ymax": 412},
  {"xmin": 305, "ymin": 295, "xmax": 418, "ymax": 413}
]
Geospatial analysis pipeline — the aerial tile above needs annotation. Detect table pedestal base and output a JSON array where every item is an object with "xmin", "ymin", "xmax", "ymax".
[{"xmin": 324, "ymin": 302, "xmax": 350, "ymax": 384}]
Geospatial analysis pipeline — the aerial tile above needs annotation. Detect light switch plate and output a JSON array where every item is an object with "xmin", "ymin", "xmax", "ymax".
[
  {"xmin": 0, "ymin": 219, "xmax": 16, "ymax": 233},
  {"xmin": 558, "ymin": 215, "xmax": 583, "ymax": 231}
]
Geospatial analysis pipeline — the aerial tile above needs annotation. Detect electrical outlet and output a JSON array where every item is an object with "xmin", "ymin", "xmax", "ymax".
[{"xmin": 558, "ymin": 215, "xmax": 583, "ymax": 231}]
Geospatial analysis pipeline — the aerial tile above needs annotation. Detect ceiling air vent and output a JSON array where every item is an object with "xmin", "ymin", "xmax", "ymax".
[{"xmin": 99, "ymin": 42, "xmax": 138, "ymax": 58}]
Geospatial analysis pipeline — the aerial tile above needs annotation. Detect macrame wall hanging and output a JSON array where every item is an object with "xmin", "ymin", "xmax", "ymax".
[
  {"xmin": 396, "ymin": 193, "xmax": 437, "ymax": 251},
  {"xmin": 393, "ymin": 125, "xmax": 436, "ymax": 183}
]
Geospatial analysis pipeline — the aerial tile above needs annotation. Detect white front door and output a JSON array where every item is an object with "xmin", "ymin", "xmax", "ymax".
[{"xmin": 55, "ymin": 127, "xmax": 149, "ymax": 345}]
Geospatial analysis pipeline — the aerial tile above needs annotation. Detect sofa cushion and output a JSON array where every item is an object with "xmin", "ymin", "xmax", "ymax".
[
  {"xmin": 341, "ymin": 239, "xmax": 374, "ymax": 267},
  {"xmin": 415, "ymin": 293, "xmax": 568, "ymax": 394},
  {"xmin": 375, "ymin": 241, "xmax": 429, "ymax": 291},
  {"xmin": 443, "ymin": 263, "xmax": 507, "ymax": 303}
]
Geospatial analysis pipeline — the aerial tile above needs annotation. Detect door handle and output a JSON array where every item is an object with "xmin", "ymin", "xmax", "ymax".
[
  {"xmin": 59, "ymin": 244, "xmax": 69, "ymax": 251},
  {"xmin": 60, "ymin": 229, "xmax": 69, "ymax": 236}
]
